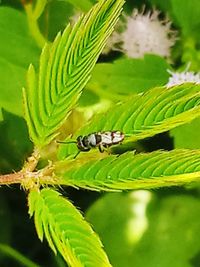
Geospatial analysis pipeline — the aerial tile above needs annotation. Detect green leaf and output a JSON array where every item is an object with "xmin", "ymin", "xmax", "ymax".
[
  {"xmin": 78, "ymin": 89, "xmax": 100, "ymax": 107},
  {"xmin": 23, "ymin": 0, "xmax": 125, "ymax": 148},
  {"xmin": 170, "ymin": 117, "xmax": 200, "ymax": 149},
  {"xmin": 39, "ymin": 1, "xmax": 74, "ymax": 41},
  {"xmin": 0, "ymin": 58, "xmax": 25, "ymax": 120},
  {"xmin": 75, "ymin": 83, "xmax": 200, "ymax": 142},
  {"xmin": 171, "ymin": 0, "xmax": 200, "ymax": 37},
  {"xmin": 88, "ymin": 55, "xmax": 170, "ymax": 96},
  {"xmin": 149, "ymin": 0, "xmax": 172, "ymax": 13},
  {"xmin": 0, "ymin": 7, "xmax": 39, "ymax": 67},
  {"xmin": 86, "ymin": 192, "xmax": 200, "ymax": 267},
  {"xmin": 56, "ymin": 149, "xmax": 200, "ymax": 191},
  {"xmin": 0, "ymin": 7, "xmax": 40, "ymax": 119},
  {"xmin": 62, "ymin": 0, "xmax": 93, "ymax": 12},
  {"xmin": 0, "ymin": 110, "xmax": 33, "ymax": 173},
  {"xmin": 28, "ymin": 188, "xmax": 111, "ymax": 267}
]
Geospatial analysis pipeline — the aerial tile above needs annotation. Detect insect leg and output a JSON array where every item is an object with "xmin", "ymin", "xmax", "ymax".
[
  {"xmin": 74, "ymin": 150, "xmax": 81, "ymax": 159},
  {"xmin": 98, "ymin": 144, "xmax": 104, "ymax": 153}
]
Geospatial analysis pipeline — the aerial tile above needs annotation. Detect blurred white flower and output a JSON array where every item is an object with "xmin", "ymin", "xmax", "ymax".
[
  {"xmin": 69, "ymin": 11, "xmax": 82, "ymax": 26},
  {"xmin": 118, "ymin": 9, "xmax": 176, "ymax": 58},
  {"xmin": 167, "ymin": 69, "xmax": 200, "ymax": 87}
]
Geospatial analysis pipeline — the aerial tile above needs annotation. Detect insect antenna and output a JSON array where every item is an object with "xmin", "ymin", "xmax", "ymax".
[
  {"xmin": 74, "ymin": 150, "xmax": 81, "ymax": 159},
  {"xmin": 57, "ymin": 140, "xmax": 77, "ymax": 144},
  {"xmin": 57, "ymin": 140, "xmax": 80, "ymax": 159}
]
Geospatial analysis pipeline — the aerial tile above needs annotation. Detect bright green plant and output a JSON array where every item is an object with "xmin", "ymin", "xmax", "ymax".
[{"xmin": 1, "ymin": 0, "xmax": 200, "ymax": 266}]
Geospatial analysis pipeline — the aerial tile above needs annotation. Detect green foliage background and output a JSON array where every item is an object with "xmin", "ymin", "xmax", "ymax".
[{"xmin": 1, "ymin": 0, "xmax": 200, "ymax": 267}]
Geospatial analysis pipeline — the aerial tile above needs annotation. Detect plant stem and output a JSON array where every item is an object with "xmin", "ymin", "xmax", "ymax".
[
  {"xmin": 0, "ymin": 150, "xmax": 40, "ymax": 186},
  {"xmin": 23, "ymin": 2, "xmax": 47, "ymax": 48},
  {"xmin": 23, "ymin": 149, "xmax": 40, "ymax": 172},
  {"xmin": 0, "ymin": 172, "xmax": 24, "ymax": 185},
  {"xmin": 0, "ymin": 243, "xmax": 40, "ymax": 267}
]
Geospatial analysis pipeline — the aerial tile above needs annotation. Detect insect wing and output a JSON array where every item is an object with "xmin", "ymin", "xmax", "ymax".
[
  {"xmin": 101, "ymin": 131, "xmax": 124, "ymax": 145},
  {"xmin": 100, "ymin": 132, "xmax": 112, "ymax": 145},
  {"xmin": 112, "ymin": 131, "xmax": 124, "ymax": 144}
]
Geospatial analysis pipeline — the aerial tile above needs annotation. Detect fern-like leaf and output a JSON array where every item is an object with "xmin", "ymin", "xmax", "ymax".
[
  {"xmin": 23, "ymin": 0, "xmax": 125, "ymax": 148},
  {"xmin": 28, "ymin": 188, "xmax": 111, "ymax": 267},
  {"xmin": 76, "ymin": 83, "xmax": 200, "ymax": 142},
  {"xmin": 56, "ymin": 149, "xmax": 200, "ymax": 191}
]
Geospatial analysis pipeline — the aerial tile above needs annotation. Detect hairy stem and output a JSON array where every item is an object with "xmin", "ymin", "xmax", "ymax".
[
  {"xmin": 0, "ymin": 149, "xmax": 41, "ymax": 186},
  {"xmin": 0, "ymin": 172, "xmax": 24, "ymax": 185}
]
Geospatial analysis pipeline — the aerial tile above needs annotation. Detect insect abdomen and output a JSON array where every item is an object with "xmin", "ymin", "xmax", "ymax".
[{"xmin": 100, "ymin": 131, "xmax": 124, "ymax": 146}]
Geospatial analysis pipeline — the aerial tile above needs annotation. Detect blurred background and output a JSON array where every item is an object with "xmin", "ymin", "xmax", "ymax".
[{"xmin": 1, "ymin": 0, "xmax": 200, "ymax": 266}]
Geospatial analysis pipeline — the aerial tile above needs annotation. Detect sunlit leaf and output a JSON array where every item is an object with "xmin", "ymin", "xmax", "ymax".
[
  {"xmin": 75, "ymin": 83, "xmax": 200, "ymax": 143},
  {"xmin": 23, "ymin": 0, "xmax": 125, "ymax": 148},
  {"xmin": 28, "ymin": 188, "xmax": 111, "ymax": 267},
  {"xmin": 56, "ymin": 149, "xmax": 200, "ymax": 191}
]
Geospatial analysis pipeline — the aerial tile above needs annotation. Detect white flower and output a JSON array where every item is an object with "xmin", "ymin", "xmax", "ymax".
[
  {"xmin": 118, "ymin": 9, "xmax": 176, "ymax": 58},
  {"xmin": 167, "ymin": 69, "xmax": 200, "ymax": 87}
]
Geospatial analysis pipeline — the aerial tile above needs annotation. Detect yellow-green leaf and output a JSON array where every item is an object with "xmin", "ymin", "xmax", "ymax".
[
  {"xmin": 28, "ymin": 189, "xmax": 111, "ymax": 267},
  {"xmin": 23, "ymin": 0, "xmax": 125, "ymax": 148}
]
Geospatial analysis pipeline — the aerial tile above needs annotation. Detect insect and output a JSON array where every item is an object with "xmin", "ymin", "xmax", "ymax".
[
  {"xmin": 58, "ymin": 131, "xmax": 125, "ymax": 157},
  {"xmin": 77, "ymin": 131, "xmax": 125, "ymax": 153}
]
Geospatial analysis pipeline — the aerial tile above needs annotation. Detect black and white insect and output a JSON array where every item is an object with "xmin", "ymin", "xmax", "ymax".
[
  {"xmin": 59, "ymin": 131, "xmax": 125, "ymax": 156},
  {"xmin": 77, "ymin": 131, "xmax": 125, "ymax": 152}
]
